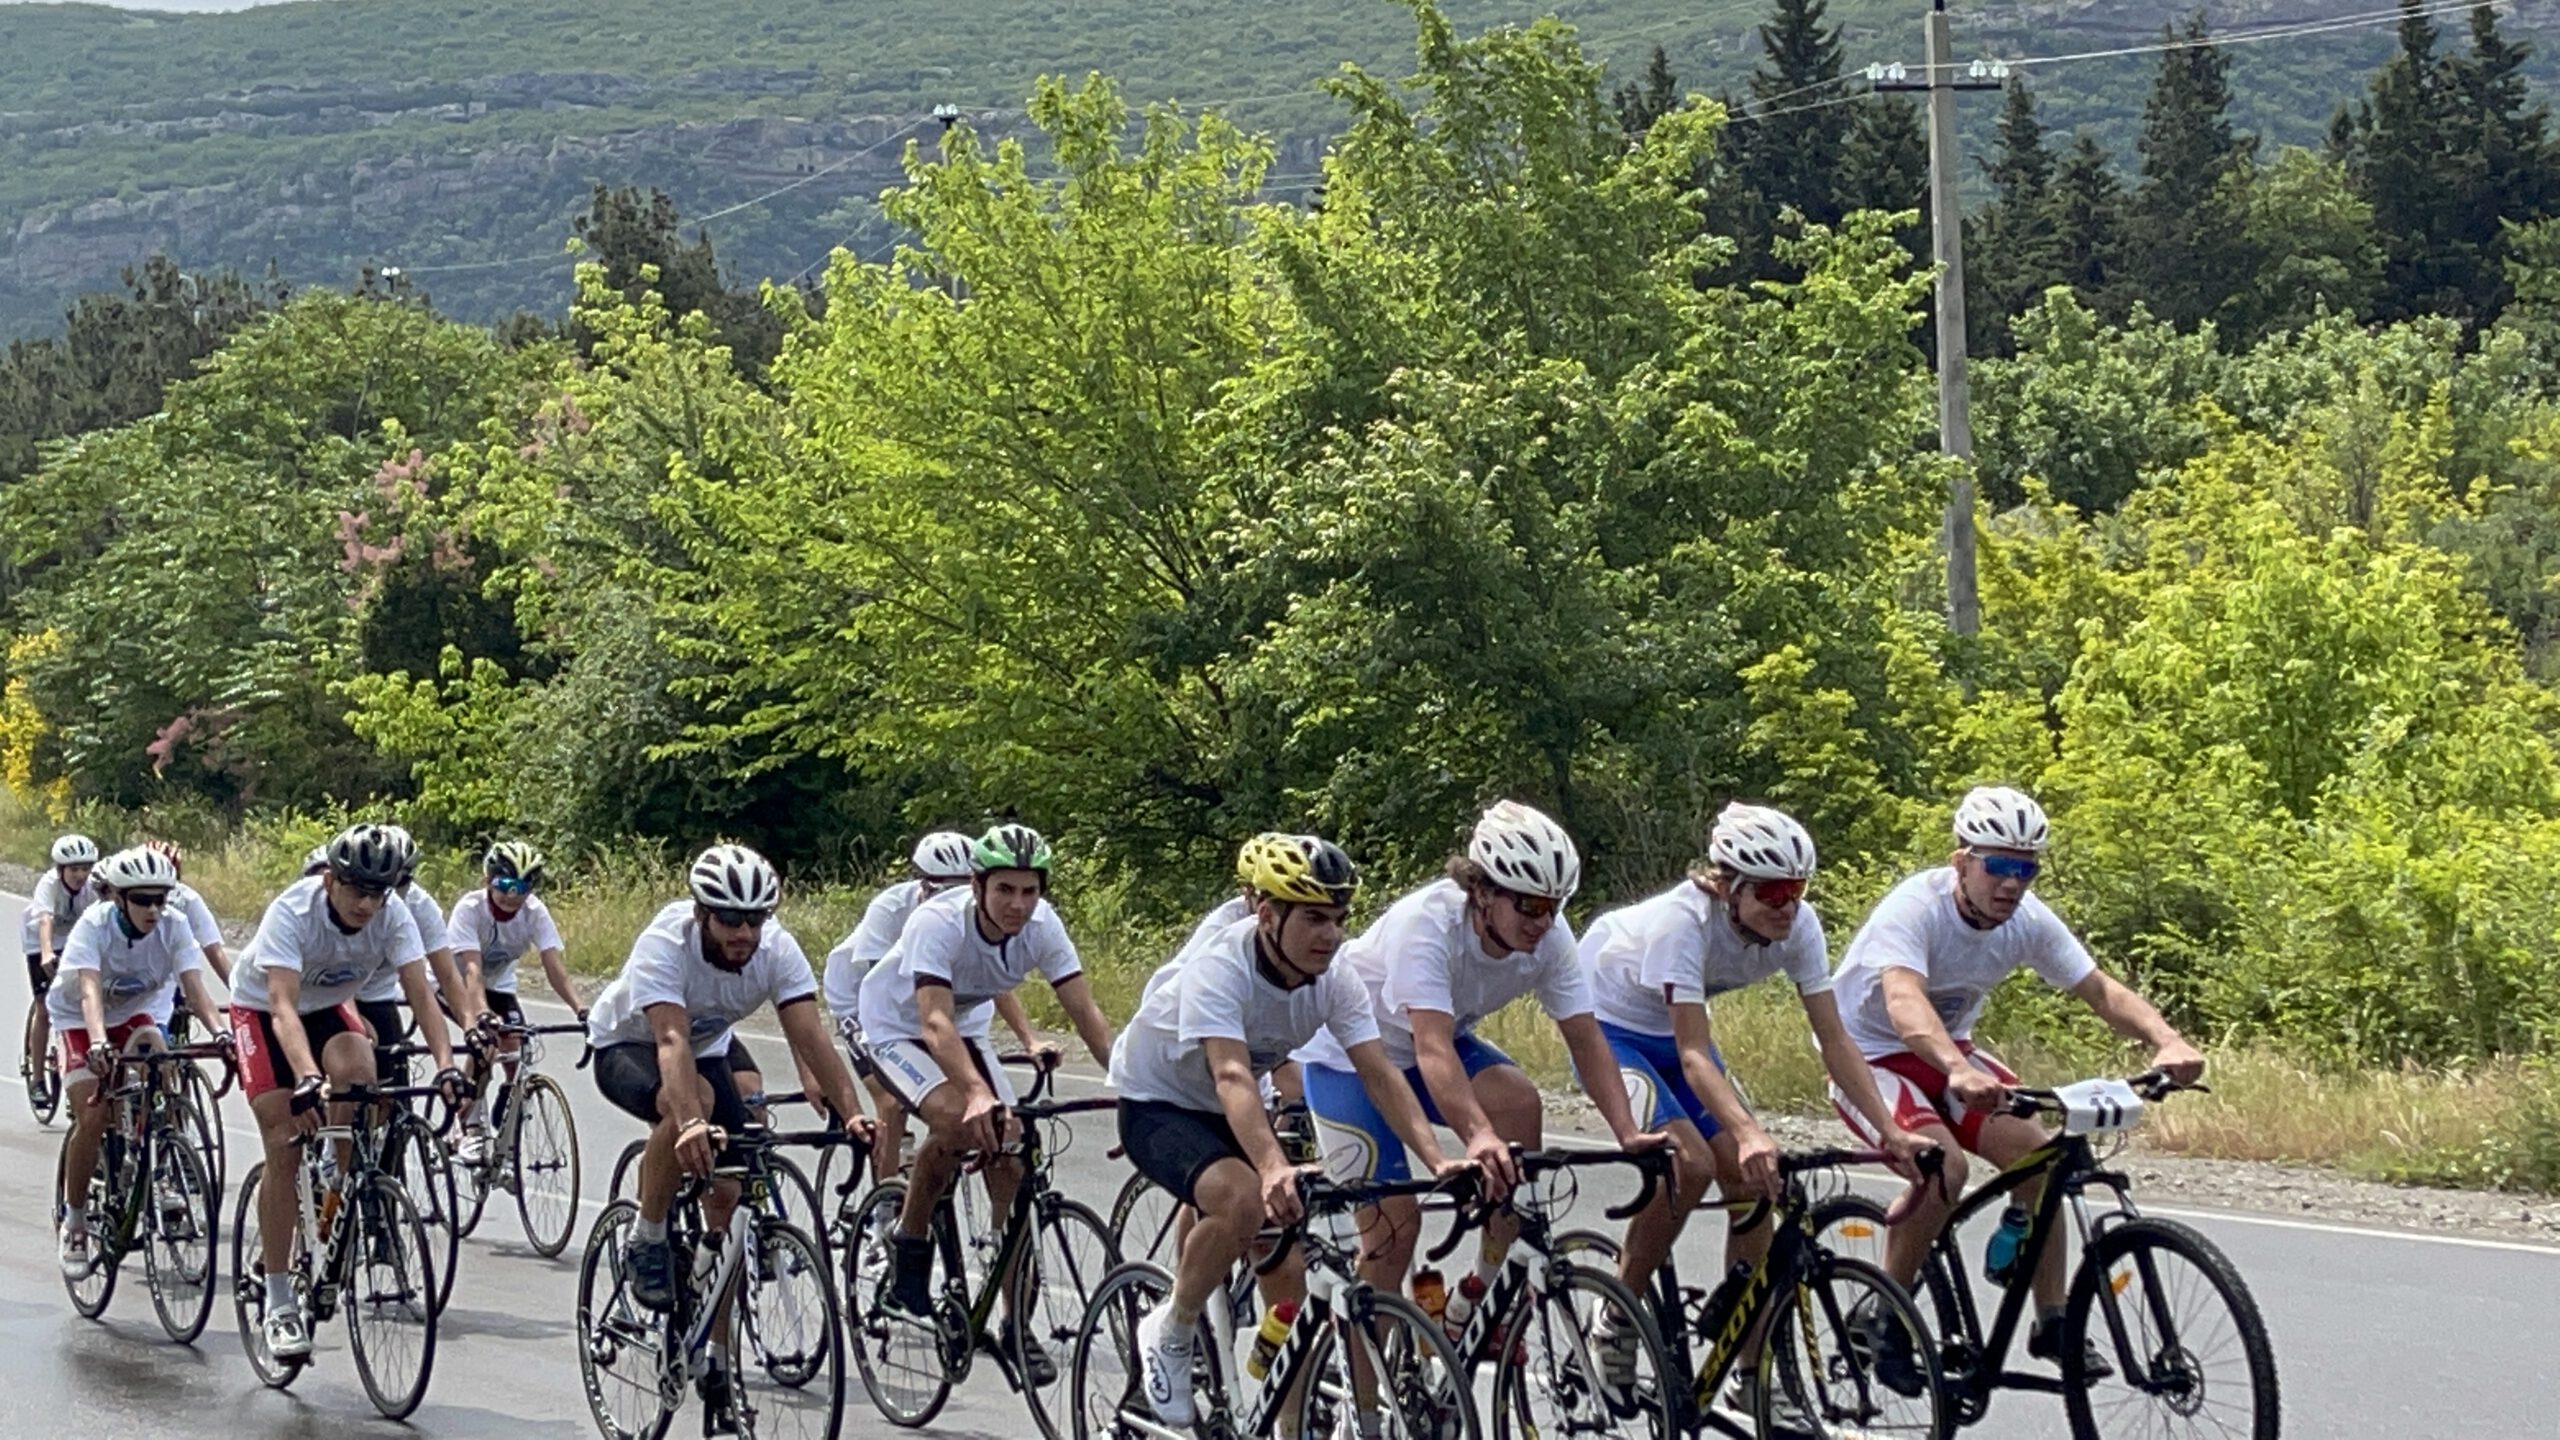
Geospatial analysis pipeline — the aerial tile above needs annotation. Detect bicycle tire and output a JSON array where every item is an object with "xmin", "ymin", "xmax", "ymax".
[
  {"xmin": 385, "ymin": 1108, "xmax": 463, "ymax": 1317},
  {"xmin": 512, "ymin": 1072, "xmax": 582, "ymax": 1257},
  {"xmin": 1760, "ymin": 1253, "xmax": 1948, "ymax": 1440},
  {"xmin": 57, "ymin": 1132, "xmax": 119, "ymax": 1318},
  {"xmin": 738, "ymin": 1218, "xmax": 847, "ymax": 1440},
  {"xmin": 610, "ymin": 1137, "xmax": 648, "ymax": 1205},
  {"xmin": 144, "ymin": 1128, "xmax": 220, "ymax": 1343},
  {"xmin": 178, "ymin": 1059, "xmax": 227, "ymax": 1196},
  {"xmin": 1020, "ymin": 1198, "xmax": 1122, "ymax": 1440},
  {"xmin": 1066, "ymin": 1261, "xmax": 1169, "ymax": 1440},
  {"xmin": 26, "ymin": 1001, "xmax": 61, "ymax": 1125},
  {"xmin": 578, "ymin": 1200, "xmax": 678, "ymax": 1440},
  {"xmin": 2061, "ymin": 1217, "xmax": 2280, "ymax": 1440},
  {"xmin": 1305, "ymin": 1288, "xmax": 1482, "ymax": 1440},
  {"xmin": 344, "ymin": 1172, "xmax": 440, "ymax": 1418},
  {"xmin": 1105, "ymin": 1171, "xmax": 1179, "ymax": 1267},
  {"xmin": 844, "ymin": 1178, "xmax": 956, "ymax": 1428},
  {"xmin": 767, "ymin": 1152, "xmax": 826, "ymax": 1262},
  {"xmin": 1491, "ymin": 1262, "xmax": 1675, "ymax": 1440},
  {"xmin": 1808, "ymin": 1192, "xmax": 1976, "ymax": 1411},
  {"xmin": 231, "ymin": 1160, "xmax": 308, "ymax": 1390}
]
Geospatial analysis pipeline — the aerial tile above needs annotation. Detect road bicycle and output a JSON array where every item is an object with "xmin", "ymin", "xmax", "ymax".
[
  {"xmin": 1106, "ymin": 1097, "xmax": 1320, "ymax": 1272},
  {"xmin": 613, "ymin": 1087, "xmax": 831, "ymax": 1260},
  {"xmin": 578, "ymin": 1123, "xmax": 860, "ymax": 1440},
  {"xmin": 23, "ymin": 977, "xmax": 61, "ymax": 1124},
  {"xmin": 1574, "ymin": 1144, "xmax": 1949, "ymax": 1440},
  {"xmin": 842, "ymin": 1054, "xmax": 1120, "ymax": 1440},
  {"xmin": 164, "ymin": 1005, "xmax": 230, "ymax": 1192},
  {"xmin": 1809, "ymin": 1070, "xmax": 2279, "ymax": 1439},
  {"xmin": 231, "ymin": 1080, "xmax": 454, "ymax": 1419},
  {"xmin": 376, "ymin": 1036, "xmax": 468, "ymax": 1315},
  {"xmin": 53, "ymin": 1042, "xmax": 232, "ymax": 1342},
  {"xmin": 452, "ymin": 1013, "xmax": 588, "ymax": 1257},
  {"xmin": 1070, "ymin": 1168, "xmax": 1482, "ymax": 1440}
]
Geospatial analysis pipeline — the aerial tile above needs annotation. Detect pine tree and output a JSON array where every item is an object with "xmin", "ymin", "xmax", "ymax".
[
  {"xmin": 1835, "ymin": 95, "xmax": 1930, "ymax": 263},
  {"xmin": 1738, "ymin": 0, "xmax": 1852, "ymax": 237},
  {"xmin": 1972, "ymin": 81, "xmax": 2065, "ymax": 353},
  {"xmin": 1614, "ymin": 45, "xmax": 1681, "ymax": 136},
  {"xmin": 2447, "ymin": 4, "xmax": 2560, "ymax": 317},
  {"xmin": 2340, "ymin": 2, "xmax": 2470, "ymax": 319},
  {"xmin": 2047, "ymin": 132, "xmax": 2129, "ymax": 309},
  {"xmin": 2125, "ymin": 13, "xmax": 2258, "ymax": 332}
]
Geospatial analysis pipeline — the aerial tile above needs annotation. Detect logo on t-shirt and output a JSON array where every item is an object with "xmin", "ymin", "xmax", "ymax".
[
  {"xmin": 106, "ymin": 973, "xmax": 148, "ymax": 999},
  {"xmin": 311, "ymin": 964, "xmax": 362, "ymax": 988},
  {"xmin": 688, "ymin": 1011, "xmax": 731, "ymax": 1040}
]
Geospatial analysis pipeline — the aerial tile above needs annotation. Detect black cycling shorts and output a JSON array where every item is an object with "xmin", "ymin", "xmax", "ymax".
[
  {"xmin": 724, "ymin": 1034, "xmax": 762, "ymax": 1081},
  {"xmin": 1119, "ymin": 1097, "xmax": 1248, "ymax": 1207},
  {"xmin": 25, "ymin": 951, "xmax": 49, "ymax": 998},
  {"xmin": 436, "ymin": 987, "xmax": 526, "ymax": 1029},
  {"xmin": 356, "ymin": 998, "xmax": 410, "ymax": 1084},
  {"xmin": 594, "ymin": 1041, "xmax": 754, "ymax": 1137}
]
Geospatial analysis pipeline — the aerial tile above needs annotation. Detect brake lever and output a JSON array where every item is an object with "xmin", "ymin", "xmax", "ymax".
[{"xmin": 1603, "ymin": 1147, "xmax": 1670, "ymax": 1222}]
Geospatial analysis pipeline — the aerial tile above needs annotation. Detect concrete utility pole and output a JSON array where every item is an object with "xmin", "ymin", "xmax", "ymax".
[{"xmin": 1873, "ymin": 2, "xmax": 2004, "ymax": 635}]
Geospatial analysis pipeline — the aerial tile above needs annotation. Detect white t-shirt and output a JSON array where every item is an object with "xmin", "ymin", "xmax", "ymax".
[
  {"xmin": 447, "ymin": 888, "xmax": 563, "ymax": 996},
  {"xmin": 823, "ymin": 879, "xmax": 927, "ymax": 1022},
  {"xmin": 47, "ymin": 902, "xmax": 205, "ymax": 1029},
  {"xmin": 1111, "ymin": 918, "xmax": 1381, "ymax": 1112},
  {"xmin": 1176, "ymin": 896, "xmax": 1252, "ymax": 967},
  {"xmin": 362, "ymin": 882, "xmax": 452, "ymax": 1004},
  {"xmin": 1831, "ymin": 867, "xmax": 2098, "ymax": 1058},
  {"xmin": 1295, "ymin": 878, "xmax": 1591, "ymax": 1071},
  {"xmin": 21, "ymin": 869, "xmax": 100, "ymax": 955},
  {"xmin": 855, "ymin": 886, "xmax": 1083, "ymax": 1046},
  {"xmin": 1581, "ymin": 881, "xmax": 1832, "ymax": 1036},
  {"xmin": 586, "ymin": 899, "xmax": 818, "ymax": 1058},
  {"xmin": 231, "ymin": 875, "xmax": 429, "ymax": 1015},
  {"xmin": 170, "ymin": 882, "xmax": 223, "ymax": 956}
]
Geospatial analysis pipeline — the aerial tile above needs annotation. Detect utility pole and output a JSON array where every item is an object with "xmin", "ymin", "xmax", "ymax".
[{"xmin": 1872, "ymin": 3, "xmax": 2004, "ymax": 635}]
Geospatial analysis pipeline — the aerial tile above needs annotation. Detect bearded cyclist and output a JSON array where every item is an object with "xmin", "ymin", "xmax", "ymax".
[
  {"xmin": 857, "ymin": 822, "xmax": 1115, "ymax": 1380},
  {"xmin": 351, "ymin": 826, "xmax": 470, "ymax": 1106},
  {"xmin": 23, "ymin": 833, "xmax": 103, "ymax": 1093},
  {"xmin": 449, "ymin": 841, "xmax": 583, "ymax": 1160},
  {"xmin": 1829, "ymin": 786, "xmax": 2205, "ymax": 1380}
]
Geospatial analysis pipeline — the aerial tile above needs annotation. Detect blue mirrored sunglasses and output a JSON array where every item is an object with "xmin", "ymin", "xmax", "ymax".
[
  {"xmin": 1976, "ymin": 852, "xmax": 2041, "ymax": 882},
  {"xmin": 491, "ymin": 877, "xmax": 533, "ymax": 896}
]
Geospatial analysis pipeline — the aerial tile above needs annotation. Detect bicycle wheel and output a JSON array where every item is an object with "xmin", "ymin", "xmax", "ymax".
[
  {"xmin": 1760, "ymin": 1254, "xmax": 1946, "ymax": 1440},
  {"xmin": 578, "ymin": 1201, "xmax": 678, "ymax": 1440},
  {"xmin": 1106, "ymin": 1171, "xmax": 1179, "ymax": 1267},
  {"xmin": 767, "ymin": 1152, "xmax": 825, "ymax": 1257},
  {"xmin": 2061, "ymin": 1217, "xmax": 2279, "ymax": 1440},
  {"xmin": 1807, "ymin": 1194, "xmax": 1892, "ymax": 1272},
  {"xmin": 1492, "ymin": 1263, "xmax": 1675, "ymax": 1440},
  {"xmin": 26, "ymin": 1004, "xmax": 60, "ymax": 1125},
  {"xmin": 845, "ymin": 1179, "xmax": 955, "ymax": 1427},
  {"xmin": 346, "ymin": 1172, "xmax": 440, "ymax": 1419},
  {"xmin": 178, "ymin": 1060, "xmax": 227, "ymax": 1196},
  {"xmin": 1019, "ymin": 1198, "xmax": 1121, "ymax": 1440},
  {"xmin": 144, "ymin": 1129, "xmax": 220, "ymax": 1343},
  {"xmin": 1305, "ymin": 1288, "xmax": 1480, "ymax": 1440},
  {"xmin": 739, "ymin": 1218, "xmax": 846, "ymax": 1440},
  {"xmin": 384, "ymin": 1110, "xmax": 463, "ymax": 1316},
  {"xmin": 231, "ymin": 1160, "xmax": 308, "ymax": 1390},
  {"xmin": 1067, "ymin": 1261, "xmax": 1168, "ymax": 1440},
  {"xmin": 1807, "ymin": 1194, "xmax": 1975, "ymax": 1402},
  {"xmin": 1552, "ymin": 1227, "xmax": 1623, "ymax": 1267},
  {"xmin": 610, "ymin": 1137, "xmax": 648, "ymax": 1204},
  {"xmin": 56, "ymin": 1133, "xmax": 118, "ymax": 1318},
  {"xmin": 488, "ymin": 1076, "xmax": 569, "ymax": 1255}
]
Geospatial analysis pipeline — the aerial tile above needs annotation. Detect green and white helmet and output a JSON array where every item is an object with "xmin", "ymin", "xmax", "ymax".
[
  {"xmin": 485, "ymin": 839, "xmax": 548, "ymax": 890},
  {"xmin": 970, "ymin": 823, "xmax": 1053, "ymax": 876}
]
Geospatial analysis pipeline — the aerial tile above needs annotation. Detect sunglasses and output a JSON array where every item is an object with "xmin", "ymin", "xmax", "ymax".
[
  {"xmin": 491, "ymin": 877, "xmax": 534, "ymax": 897},
  {"xmin": 123, "ymin": 891, "xmax": 171, "ymax": 911},
  {"xmin": 709, "ymin": 906, "xmax": 772, "ymax": 931},
  {"xmin": 1749, "ymin": 878, "xmax": 1807, "ymax": 907},
  {"xmin": 1501, "ymin": 890, "xmax": 1560, "ymax": 922},
  {"xmin": 1971, "ymin": 851, "xmax": 2041, "ymax": 883},
  {"xmin": 340, "ymin": 879, "xmax": 391, "ymax": 901}
]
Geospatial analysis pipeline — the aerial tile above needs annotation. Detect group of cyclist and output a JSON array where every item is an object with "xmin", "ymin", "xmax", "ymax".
[{"xmin": 21, "ymin": 776, "xmax": 2206, "ymax": 1433}]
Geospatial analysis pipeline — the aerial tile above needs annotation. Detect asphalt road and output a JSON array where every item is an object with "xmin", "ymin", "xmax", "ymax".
[{"xmin": 3, "ymin": 900, "xmax": 2555, "ymax": 1436}]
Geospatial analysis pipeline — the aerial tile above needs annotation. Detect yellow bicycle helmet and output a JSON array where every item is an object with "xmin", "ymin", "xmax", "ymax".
[
  {"xmin": 1245, "ymin": 835, "xmax": 1359, "ymax": 907},
  {"xmin": 1233, "ymin": 831, "xmax": 1299, "ymax": 887}
]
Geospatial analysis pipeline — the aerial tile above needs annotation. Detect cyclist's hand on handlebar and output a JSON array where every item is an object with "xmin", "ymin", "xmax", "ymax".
[
  {"xmin": 1619, "ymin": 1128, "xmax": 1671, "ymax": 1154},
  {"xmin": 959, "ymin": 1090, "xmax": 1004, "ymax": 1156},
  {"xmin": 674, "ymin": 1117, "xmax": 718, "ymax": 1177},
  {"xmin": 2150, "ymin": 1038, "xmax": 2206, "ymax": 1087},
  {"xmin": 1947, "ymin": 1064, "xmax": 2008, "ymax": 1114},
  {"xmin": 1731, "ymin": 1121, "xmax": 1782, "ymax": 1201},
  {"xmin": 290, "ymin": 1074, "xmax": 328, "ymax": 1134},
  {"xmin": 434, "ymin": 1066, "xmax": 470, "ymax": 1105},
  {"xmin": 1260, "ymin": 1159, "xmax": 1313, "ymax": 1227},
  {"xmin": 1031, "ymin": 1042, "xmax": 1063, "ymax": 1071},
  {"xmin": 1465, "ymin": 1132, "xmax": 1519, "ymax": 1202},
  {"xmin": 1877, "ymin": 1125, "xmax": 1939, "ymax": 1183},
  {"xmin": 83, "ymin": 1042, "xmax": 115, "ymax": 1079}
]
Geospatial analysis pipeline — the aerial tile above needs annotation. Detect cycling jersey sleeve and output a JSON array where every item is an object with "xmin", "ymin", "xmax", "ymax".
[
  {"xmin": 2019, "ymin": 896, "xmax": 2097, "ymax": 989},
  {"xmin": 623, "ymin": 929, "xmax": 690, "ymax": 1013},
  {"xmin": 1640, "ymin": 921, "xmax": 1709, "ymax": 1007},
  {"xmin": 1378, "ymin": 908, "xmax": 1457, "ymax": 1020},
  {"xmin": 531, "ymin": 897, "xmax": 564, "ymax": 953},
  {"xmin": 1030, "ymin": 906, "xmax": 1084, "ymax": 986},
  {"xmin": 180, "ymin": 889, "xmax": 221, "ymax": 948},
  {"xmin": 1321, "ymin": 966, "xmax": 1383, "ymax": 1051},
  {"xmin": 764, "ymin": 927, "xmax": 819, "ymax": 1008},
  {"xmin": 1173, "ymin": 949, "xmax": 1251, "ymax": 1047},
  {"xmin": 1783, "ymin": 906, "xmax": 1834, "ymax": 995},
  {"xmin": 847, "ymin": 884, "xmax": 912, "ymax": 966},
  {"xmin": 164, "ymin": 911, "xmax": 204, "ymax": 972},
  {"xmin": 899, "ymin": 903, "xmax": 960, "ymax": 987}
]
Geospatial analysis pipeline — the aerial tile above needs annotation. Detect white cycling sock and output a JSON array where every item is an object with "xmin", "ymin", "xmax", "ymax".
[
  {"xmin": 633, "ymin": 1216, "xmax": 667, "ymax": 1245},
  {"xmin": 265, "ymin": 1273, "xmax": 294, "ymax": 1310}
]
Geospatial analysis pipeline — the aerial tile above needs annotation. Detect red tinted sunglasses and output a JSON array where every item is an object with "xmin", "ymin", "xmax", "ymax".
[{"xmin": 1750, "ymin": 878, "xmax": 1807, "ymax": 907}]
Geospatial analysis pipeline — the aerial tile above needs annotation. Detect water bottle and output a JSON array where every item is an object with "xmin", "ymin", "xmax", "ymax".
[
  {"xmin": 1246, "ymin": 1301, "xmax": 1300, "ymax": 1380},
  {"xmin": 1443, "ymin": 1273, "xmax": 1487, "ymax": 1345},
  {"xmin": 1411, "ymin": 1267, "xmax": 1448, "ymax": 1325},
  {"xmin": 1984, "ymin": 1204, "xmax": 2031, "ymax": 1287}
]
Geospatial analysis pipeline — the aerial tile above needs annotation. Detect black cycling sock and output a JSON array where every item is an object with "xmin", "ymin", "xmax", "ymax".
[{"xmin": 891, "ymin": 1234, "xmax": 934, "ymax": 1311}]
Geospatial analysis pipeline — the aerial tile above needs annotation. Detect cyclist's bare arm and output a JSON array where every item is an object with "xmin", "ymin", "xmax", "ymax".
[
  {"xmin": 178, "ymin": 967, "xmax": 225, "ymax": 1036},
  {"xmin": 995, "ymin": 991, "xmax": 1039, "ymax": 1053},
  {"xmin": 1878, "ymin": 967, "xmax": 1971, "ymax": 1074},
  {"xmin": 537, "ymin": 945, "xmax": 581, "ymax": 1012},
  {"xmin": 775, "ymin": 994, "xmax": 867, "ymax": 1129},
  {"xmin": 398, "ymin": 958, "xmax": 456, "ymax": 1075},
  {"xmin": 1048, "ymin": 972, "xmax": 1115, "ymax": 1067},
  {"xmin": 426, "ymin": 945, "xmax": 476, "ymax": 1028},
  {"xmin": 2068, "ymin": 971, "xmax": 2203, "ymax": 1079},
  {"xmin": 1345, "ymin": 1037, "xmax": 1453, "ymax": 1173}
]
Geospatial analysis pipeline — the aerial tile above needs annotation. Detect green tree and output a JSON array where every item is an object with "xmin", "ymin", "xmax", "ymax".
[
  {"xmin": 2231, "ymin": 146, "xmax": 2382, "ymax": 336},
  {"xmin": 1712, "ymin": 0, "xmax": 1852, "ymax": 279},
  {"xmin": 2124, "ymin": 13, "xmax": 2258, "ymax": 334},
  {"xmin": 2045, "ymin": 132, "xmax": 2128, "ymax": 311},
  {"xmin": 1613, "ymin": 44, "xmax": 1680, "ymax": 137},
  {"xmin": 1970, "ymin": 81, "xmax": 2065, "ymax": 354},
  {"xmin": 572, "ymin": 185, "xmax": 788, "ymax": 384},
  {"xmin": 1834, "ymin": 95, "xmax": 1928, "ymax": 264}
]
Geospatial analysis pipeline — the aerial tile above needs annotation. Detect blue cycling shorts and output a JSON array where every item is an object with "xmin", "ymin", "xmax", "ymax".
[{"xmin": 1302, "ymin": 1032, "xmax": 1516, "ymax": 1183}]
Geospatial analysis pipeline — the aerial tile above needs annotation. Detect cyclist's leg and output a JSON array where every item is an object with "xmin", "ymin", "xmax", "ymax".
[
  {"xmin": 691, "ymin": 1047, "xmax": 751, "ymax": 1238},
  {"xmin": 1832, "ymin": 1053, "xmax": 1976, "ymax": 1289},
  {"xmin": 484, "ymin": 990, "xmax": 525, "ymax": 1131},
  {"xmin": 1588, "ymin": 1022, "xmax": 1716, "ymax": 1292},
  {"xmin": 1451, "ymin": 1038, "xmax": 1543, "ymax": 1287},
  {"xmin": 1305, "ymin": 1059, "xmax": 1423, "ymax": 1298},
  {"xmin": 58, "ymin": 1019, "xmax": 135, "ymax": 1219},
  {"xmin": 870, "ymin": 1038, "xmax": 978, "ymax": 1241},
  {"xmin": 1955, "ymin": 1047, "xmax": 2061, "ymax": 1309},
  {"xmin": 27, "ymin": 952, "xmax": 54, "ymax": 1072}
]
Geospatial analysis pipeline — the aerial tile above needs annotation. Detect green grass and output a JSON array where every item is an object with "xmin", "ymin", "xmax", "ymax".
[{"xmin": 10, "ymin": 781, "xmax": 2556, "ymax": 1193}]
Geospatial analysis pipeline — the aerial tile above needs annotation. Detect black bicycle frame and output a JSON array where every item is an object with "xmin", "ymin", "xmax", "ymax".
[{"xmin": 1920, "ymin": 1130, "xmax": 2137, "ymax": 1403}]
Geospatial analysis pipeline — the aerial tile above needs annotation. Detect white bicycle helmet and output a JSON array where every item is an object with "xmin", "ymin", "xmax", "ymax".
[
  {"xmin": 690, "ymin": 843, "xmax": 781, "ymax": 910},
  {"xmin": 96, "ymin": 846, "xmax": 180, "ymax": 892},
  {"xmin": 50, "ymin": 833, "xmax": 99, "ymax": 867},
  {"xmin": 1468, "ymin": 800, "xmax": 1581, "ymax": 900},
  {"xmin": 1953, "ymin": 786, "xmax": 2050, "ymax": 853},
  {"xmin": 1708, "ymin": 803, "xmax": 1817, "ymax": 881},
  {"xmin": 910, "ymin": 831, "xmax": 976, "ymax": 882}
]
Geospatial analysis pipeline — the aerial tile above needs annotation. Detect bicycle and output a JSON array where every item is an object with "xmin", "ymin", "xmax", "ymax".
[
  {"xmin": 23, "ymin": 981, "xmax": 62, "ymax": 1125},
  {"xmin": 1809, "ymin": 1071, "xmax": 2279, "ymax": 1439},
  {"xmin": 1070, "ymin": 1169, "xmax": 1483, "ymax": 1440},
  {"xmin": 841, "ymin": 1053, "xmax": 1121, "ymax": 1440},
  {"xmin": 377, "ymin": 1037, "xmax": 469, "ymax": 1315},
  {"xmin": 230, "ymin": 1080, "xmax": 454, "ymax": 1419},
  {"xmin": 54, "ymin": 1042, "xmax": 233, "ymax": 1343},
  {"xmin": 167, "ymin": 1008, "xmax": 230, "ymax": 1195},
  {"xmin": 452, "ymin": 1014, "xmax": 589, "ymax": 1257},
  {"xmin": 613, "ymin": 1087, "xmax": 830, "ymax": 1262},
  {"xmin": 577, "ymin": 1122, "xmax": 859, "ymax": 1440},
  {"xmin": 1583, "ymin": 1144, "xmax": 1949, "ymax": 1440}
]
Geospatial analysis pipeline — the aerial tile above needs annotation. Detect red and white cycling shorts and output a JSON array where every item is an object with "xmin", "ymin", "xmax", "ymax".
[
  {"xmin": 230, "ymin": 1001, "xmax": 365, "ymax": 1099},
  {"xmin": 57, "ymin": 1015, "xmax": 160, "ymax": 1080},
  {"xmin": 1831, "ymin": 1041, "xmax": 2022, "ymax": 1153}
]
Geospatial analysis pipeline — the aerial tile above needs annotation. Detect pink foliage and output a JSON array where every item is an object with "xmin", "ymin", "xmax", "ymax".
[
  {"xmin": 336, "ymin": 509, "xmax": 406, "ymax": 574},
  {"xmin": 144, "ymin": 713, "xmax": 199, "ymax": 774}
]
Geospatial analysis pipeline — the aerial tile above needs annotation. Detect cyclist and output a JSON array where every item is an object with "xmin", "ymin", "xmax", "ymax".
[
  {"xmin": 449, "ymin": 841, "xmax": 584, "ymax": 1161},
  {"xmin": 1294, "ymin": 801, "xmax": 1659, "ymax": 1324},
  {"xmin": 53, "ymin": 846, "xmax": 229, "ymax": 1277},
  {"xmin": 140, "ymin": 840, "xmax": 232, "ymax": 987},
  {"xmin": 352, "ymin": 825, "xmax": 469, "ymax": 1111},
  {"xmin": 230, "ymin": 823, "xmax": 465, "ymax": 1361},
  {"xmin": 857, "ymin": 821, "xmax": 1116, "ymax": 1379},
  {"xmin": 1576, "ymin": 802, "xmax": 1935, "ymax": 1408},
  {"xmin": 1829, "ymin": 785, "xmax": 2205, "ymax": 1377},
  {"xmin": 23, "ymin": 832, "xmax": 103, "ymax": 1090},
  {"xmin": 820, "ymin": 830, "xmax": 1038, "ymax": 1174},
  {"xmin": 1111, "ymin": 834, "xmax": 1463, "ymax": 1428}
]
